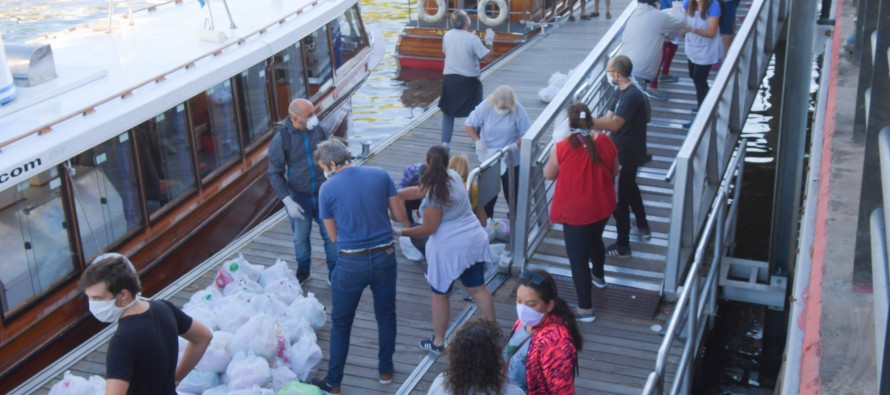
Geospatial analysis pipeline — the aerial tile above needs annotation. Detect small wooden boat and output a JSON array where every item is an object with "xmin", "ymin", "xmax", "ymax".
[
  {"xmin": 0, "ymin": 0, "xmax": 379, "ymax": 390},
  {"xmin": 395, "ymin": 0, "xmax": 575, "ymax": 80}
]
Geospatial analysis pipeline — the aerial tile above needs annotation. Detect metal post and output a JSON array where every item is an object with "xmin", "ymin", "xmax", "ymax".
[
  {"xmin": 219, "ymin": 0, "xmax": 237, "ymax": 29},
  {"xmin": 205, "ymin": 0, "xmax": 217, "ymax": 31},
  {"xmin": 768, "ymin": 0, "xmax": 817, "ymax": 277},
  {"xmin": 853, "ymin": 0, "xmax": 890, "ymax": 286}
]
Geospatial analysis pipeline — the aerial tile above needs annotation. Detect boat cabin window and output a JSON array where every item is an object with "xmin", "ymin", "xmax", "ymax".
[
  {"xmin": 0, "ymin": 167, "xmax": 77, "ymax": 315},
  {"xmin": 133, "ymin": 104, "xmax": 197, "ymax": 217},
  {"xmin": 272, "ymin": 44, "xmax": 308, "ymax": 121},
  {"xmin": 69, "ymin": 132, "xmax": 144, "ymax": 260},
  {"xmin": 302, "ymin": 25, "xmax": 334, "ymax": 99},
  {"xmin": 189, "ymin": 81, "xmax": 243, "ymax": 179},
  {"xmin": 332, "ymin": 5, "xmax": 368, "ymax": 69},
  {"xmin": 236, "ymin": 62, "xmax": 274, "ymax": 147}
]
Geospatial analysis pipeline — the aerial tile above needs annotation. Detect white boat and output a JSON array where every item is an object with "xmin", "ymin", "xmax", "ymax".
[{"xmin": 0, "ymin": 0, "xmax": 380, "ymax": 388}]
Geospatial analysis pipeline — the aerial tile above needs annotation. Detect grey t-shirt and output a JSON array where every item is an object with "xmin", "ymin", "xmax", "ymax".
[
  {"xmin": 442, "ymin": 29, "xmax": 490, "ymax": 77},
  {"xmin": 420, "ymin": 170, "xmax": 472, "ymax": 223}
]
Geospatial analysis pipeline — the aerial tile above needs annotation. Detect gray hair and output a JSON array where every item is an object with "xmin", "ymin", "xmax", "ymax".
[
  {"xmin": 451, "ymin": 10, "xmax": 469, "ymax": 29},
  {"xmin": 486, "ymin": 85, "xmax": 517, "ymax": 112},
  {"xmin": 314, "ymin": 139, "xmax": 353, "ymax": 166}
]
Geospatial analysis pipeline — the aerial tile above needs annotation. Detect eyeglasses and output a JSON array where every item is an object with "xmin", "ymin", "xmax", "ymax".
[{"xmin": 519, "ymin": 270, "xmax": 546, "ymax": 285}]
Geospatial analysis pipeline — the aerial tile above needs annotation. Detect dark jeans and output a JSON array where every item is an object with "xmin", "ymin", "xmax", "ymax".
[
  {"xmin": 483, "ymin": 166, "xmax": 519, "ymax": 219},
  {"xmin": 404, "ymin": 198, "xmax": 428, "ymax": 254},
  {"xmin": 687, "ymin": 60, "xmax": 713, "ymax": 106},
  {"xmin": 288, "ymin": 194, "xmax": 338, "ymax": 275},
  {"xmin": 564, "ymin": 218, "xmax": 609, "ymax": 310},
  {"xmin": 614, "ymin": 161, "xmax": 649, "ymax": 248},
  {"xmin": 441, "ymin": 114, "xmax": 455, "ymax": 144},
  {"xmin": 326, "ymin": 248, "xmax": 398, "ymax": 385}
]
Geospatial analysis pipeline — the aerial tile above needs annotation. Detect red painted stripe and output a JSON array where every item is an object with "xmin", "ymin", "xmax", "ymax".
[{"xmin": 798, "ymin": 0, "xmax": 844, "ymax": 392}]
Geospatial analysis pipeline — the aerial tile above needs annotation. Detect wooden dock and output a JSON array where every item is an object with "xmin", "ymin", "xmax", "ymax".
[{"xmin": 19, "ymin": 0, "xmax": 725, "ymax": 392}]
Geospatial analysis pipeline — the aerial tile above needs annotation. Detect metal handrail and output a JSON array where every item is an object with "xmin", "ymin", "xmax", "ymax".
[
  {"xmin": 873, "ymin": 127, "xmax": 890, "ymax": 393},
  {"xmin": 642, "ymin": 142, "xmax": 747, "ymax": 394},
  {"xmin": 466, "ymin": 144, "xmax": 517, "ymax": 267},
  {"xmin": 662, "ymin": 0, "xmax": 788, "ymax": 297}
]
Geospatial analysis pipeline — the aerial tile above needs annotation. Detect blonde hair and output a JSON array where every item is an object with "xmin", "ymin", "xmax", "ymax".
[
  {"xmin": 486, "ymin": 85, "xmax": 517, "ymax": 112},
  {"xmin": 448, "ymin": 154, "xmax": 471, "ymax": 182}
]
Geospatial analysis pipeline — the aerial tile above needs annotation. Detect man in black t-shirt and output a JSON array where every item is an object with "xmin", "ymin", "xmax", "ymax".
[
  {"xmin": 591, "ymin": 55, "xmax": 652, "ymax": 258},
  {"xmin": 79, "ymin": 253, "xmax": 212, "ymax": 395}
]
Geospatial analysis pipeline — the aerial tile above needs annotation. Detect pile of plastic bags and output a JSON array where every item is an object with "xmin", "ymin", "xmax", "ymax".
[
  {"xmin": 49, "ymin": 255, "xmax": 326, "ymax": 395},
  {"xmin": 177, "ymin": 255, "xmax": 326, "ymax": 395}
]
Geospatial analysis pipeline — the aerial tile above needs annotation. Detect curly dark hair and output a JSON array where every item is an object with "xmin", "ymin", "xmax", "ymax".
[{"xmin": 444, "ymin": 318, "xmax": 506, "ymax": 394}]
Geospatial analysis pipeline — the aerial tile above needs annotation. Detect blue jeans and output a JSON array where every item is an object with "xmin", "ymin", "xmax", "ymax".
[
  {"xmin": 288, "ymin": 194, "xmax": 338, "ymax": 276},
  {"xmin": 326, "ymin": 247, "xmax": 398, "ymax": 385}
]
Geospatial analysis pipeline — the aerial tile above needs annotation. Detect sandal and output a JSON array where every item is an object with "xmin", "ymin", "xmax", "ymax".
[
  {"xmin": 591, "ymin": 11, "xmax": 600, "ymax": 17},
  {"xmin": 580, "ymin": 14, "xmax": 591, "ymax": 20}
]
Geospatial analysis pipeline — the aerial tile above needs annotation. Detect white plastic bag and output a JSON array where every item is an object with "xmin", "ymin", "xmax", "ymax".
[
  {"xmin": 215, "ymin": 296, "xmax": 255, "ymax": 332},
  {"xmin": 537, "ymin": 85, "xmax": 560, "ymax": 103},
  {"xmin": 492, "ymin": 218, "xmax": 511, "ymax": 241},
  {"xmin": 228, "ymin": 314, "xmax": 279, "ymax": 361},
  {"xmin": 275, "ymin": 382, "xmax": 323, "ymax": 395},
  {"xmin": 213, "ymin": 254, "xmax": 260, "ymax": 290},
  {"xmin": 278, "ymin": 317, "xmax": 316, "ymax": 345},
  {"xmin": 288, "ymin": 336, "xmax": 322, "ymax": 381},
  {"xmin": 264, "ymin": 278, "xmax": 303, "ymax": 306},
  {"xmin": 398, "ymin": 236, "xmax": 423, "ymax": 261},
  {"xmin": 183, "ymin": 303, "xmax": 219, "ymax": 331},
  {"xmin": 286, "ymin": 293, "xmax": 326, "ymax": 330},
  {"xmin": 259, "ymin": 259, "xmax": 296, "ymax": 288},
  {"xmin": 270, "ymin": 365, "xmax": 299, "ymax": 391},
  {"xmin": 226, "ymin": 352, "xmax": 272, "ymax": 390},
  {"xmin": 86, "ymin": 375, "xmax": 105, "ymax": 394},
  {"xmin": 189, "ymin": 286, "xmax": 222, "ymax": 309},
  {"xmin": 177, "ymin": 370, "xmax": 220, "ymax": 394},
  {"xmin": 222, "ymin": 278, "xmax": 264, "ymax": 297},
  {"xmin": 226, "ymin": 386, "xmax": 275, "ymax": 395},
  {"xmin": 202, "ymin": 385, "xmax": 229, "ymax": 395},
  {"xmin": 48, "ymin": 371, "xmax": 94, "ymax": 395},
  {"xmin": 196, "ymin": 331, "xmax": 234, "ymax": 373}
]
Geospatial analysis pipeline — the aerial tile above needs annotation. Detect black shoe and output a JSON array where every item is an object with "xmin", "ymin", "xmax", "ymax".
[
  {"xmin": 635, "ymin": 224, "xmax": 652, "ymax": 241},
  {"xmin": 592, "ymin": 275, "xmax": 607, "ymax": 289},
  {"xmin": 309, "ymin": 377, "xmax": 341, "ymax": 394},
  {"xmin": 296, "ymin": 270, "xmax": 311, "ymax": 285},
  {"xmin": 418, "ymin": 336, "xmax": 445, "ymax": 354},
  {"xmin": 606, "ymin": 243, "xmax": 631, "ymax": 258}
]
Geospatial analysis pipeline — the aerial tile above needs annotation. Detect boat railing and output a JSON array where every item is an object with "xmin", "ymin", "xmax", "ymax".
[
  {"xmin": 873, "ymin": 126, "xmax": 890, "ymax": 394},
  {"xmin": 466, "ymin": 144, "xmax": 517, "ymax": 266},
  {"xmin": 0, "ymin": 0, "xmax": 325, "ymax": 152},
  {"xmin": 641, "ymin": 141, "xmax": 747, "ymax": 395}
]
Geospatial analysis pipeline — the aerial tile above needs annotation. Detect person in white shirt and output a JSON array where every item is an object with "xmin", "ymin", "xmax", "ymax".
[
  {"xmin": 439, "ymin": 10, "xmax": 495, "ymax": 145},
  {"xmin": 618, "ymin": 0, "xmax": 687, "ymax": 100}
]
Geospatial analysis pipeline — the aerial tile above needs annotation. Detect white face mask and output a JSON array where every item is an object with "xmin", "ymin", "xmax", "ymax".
[
  {"xmin": 516, "ymin": 303, "xmax": 546, "ymax": 327},
  {"xmin": 89, "ymin": 294, "xmax": 138, "ymax": 323},
  {"xmin": 323, "ymin": 164, "xmax": 337, "ymax": 179},
  {"xmin": 495, "ymin": 107, "xmax": 510, "ymax": 115},
  {"xmin": 306, "ymin": 115, "xmax": 319, "ymax": 130},
  {"xmin": 605, "ymin": 71, "xmax": 618, "ymax": 88}
]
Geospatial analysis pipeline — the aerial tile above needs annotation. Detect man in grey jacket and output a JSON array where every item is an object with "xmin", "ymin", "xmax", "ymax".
[{"xmin": 268, "ymin": 98, "xmax": 337, "ymax": 285}]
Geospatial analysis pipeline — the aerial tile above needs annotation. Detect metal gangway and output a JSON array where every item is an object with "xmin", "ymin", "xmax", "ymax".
[{"xmin": 508, "ymin": 0, "xmax": 791, "ymax": 392}]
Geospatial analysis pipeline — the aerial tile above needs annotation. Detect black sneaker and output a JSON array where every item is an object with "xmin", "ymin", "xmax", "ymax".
[
  {"xmin": 296, "ymin": 270, "xmax": 311, "ymax": 285},
  {"xmin": 606, "ymin": 243, "xmax": 631, "ymax": 258},
  {"xmin": 575, "ymin": 308, "xmax": 596, "ymax": 323},
  {"xmin": 309, "ymin": 377, "xmax": 341, "ymax": 394},
  {"xmin": 592, "ymin": 275, "xmax": 607, "ymax": 289},
  {"xmin": 418, "ymin": 336, "xmax": 445, "ymax": 354}
]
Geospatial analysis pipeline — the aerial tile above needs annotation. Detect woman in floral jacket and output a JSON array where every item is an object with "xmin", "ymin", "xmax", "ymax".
[{"xmin": 504, "ymin": 269, "xmax": 584, "ymax": 394}]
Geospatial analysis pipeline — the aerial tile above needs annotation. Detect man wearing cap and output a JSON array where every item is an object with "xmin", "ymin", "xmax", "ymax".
[
  {"xmin": 79, "ymin": 253, "xmax": 212, "ymax": 395},
  {"xmin": 268, "ymin": 98, "xmax": 338, "ymax": 285},
  {"xmin": 309, "ymin": 139, "xmax": 410, "ymax": 394}
]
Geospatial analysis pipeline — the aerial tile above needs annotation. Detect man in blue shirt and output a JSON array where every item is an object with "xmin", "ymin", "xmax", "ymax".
[
  {"xmin": 310, "ymin": 139, "xmax": 410, "ymax": 394},
  {"xmin": 267, "ymin": 98, "xmax": 338, "ymax": 285}
]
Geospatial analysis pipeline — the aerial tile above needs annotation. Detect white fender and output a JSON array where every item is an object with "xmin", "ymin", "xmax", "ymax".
[
  {"xmin": 477, "ymin": 0, "xmax": 509, "ymax": 27},
  {"xmin": 417, "ymin": 0, "xmax": 447, "ymax": 23}
]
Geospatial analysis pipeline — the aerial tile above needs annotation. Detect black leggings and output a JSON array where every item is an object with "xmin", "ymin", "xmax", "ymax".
[
  {"xmin": 483, "ymin": 166, "xmax": 519, "ymax": 219},
  {"xmin": 687, "ymin": 60, "xmax": 713, "ymax": 106},
  {"xmin": 564, "ymin": 218, "xmax": 609, "ymax": 310}
]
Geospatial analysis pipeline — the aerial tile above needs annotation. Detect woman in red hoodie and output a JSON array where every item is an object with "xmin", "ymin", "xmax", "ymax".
[{"xmin": 504, "ymin": 269, "xmax": 583, "ymax": 394}]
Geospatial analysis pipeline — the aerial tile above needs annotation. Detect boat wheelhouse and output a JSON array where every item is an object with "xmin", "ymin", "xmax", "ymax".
[
  {"xmin": 0, "ymin": 0, "xmax": 379, "ymax": 389},
  {"xmin": 395, "ymin": 0, "xmax": 575, "ymax": 80}
]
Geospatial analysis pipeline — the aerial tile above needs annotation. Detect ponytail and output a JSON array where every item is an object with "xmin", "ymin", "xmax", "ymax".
[
  {"xmin": 566, "ymin": 102, "xmax": 601, "ymax": 165},
  {"xmin": 420, "ymin": 145, "xmax": 451, "ymax": 205}
]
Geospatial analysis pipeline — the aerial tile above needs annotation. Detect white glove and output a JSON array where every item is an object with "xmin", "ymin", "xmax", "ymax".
[
  {"xmin": 475, "ymin": 139, "xmax": 487, "ymax": 158},
  {"xmin": 484, "ymin": 28, "xmax": 495, "ymax": 46},
  {"xmin": 282, "ymin": 196, "xmax": 305, "ymax": 220},
  {"xmin": 672, "ymin": 0, "xmax": 683, "ymax": 11},
  {"xmin": 393, "ymin": 227, "xmax": 403, "ymax": 237}
]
